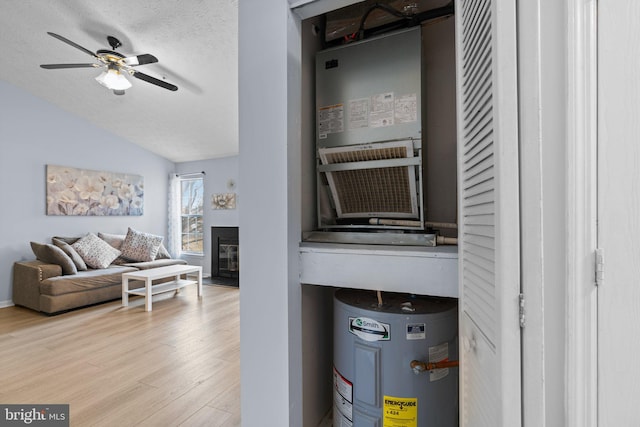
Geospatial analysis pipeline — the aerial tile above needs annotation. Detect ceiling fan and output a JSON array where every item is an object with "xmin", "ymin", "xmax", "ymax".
[{"xmin": 40, "ymin": 32, "xmax": 178, "ymax": 95}]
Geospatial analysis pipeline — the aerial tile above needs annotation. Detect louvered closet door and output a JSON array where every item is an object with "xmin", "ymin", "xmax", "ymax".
[{"xmin": 455, "ymin": 0, "xmax": 521, "ymax": 426}]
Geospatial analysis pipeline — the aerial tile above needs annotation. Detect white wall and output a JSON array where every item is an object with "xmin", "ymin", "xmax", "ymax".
[
  {"xmin": 597, "ymin": 1, "xmax": 640, "ymax": 423},
  {"xmin": 175, "ymin": 156, "xmax": 239, "ymax": 275},
  {"xmin": 0, "ymin": 80, "xmax": 174, "ymax": 306},
  {"xmin": 238, "ymin": 1, "xmax": 303, "ymax": 426}
]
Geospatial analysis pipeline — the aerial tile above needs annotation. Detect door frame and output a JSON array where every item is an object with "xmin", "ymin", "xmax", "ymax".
[
  {"xmin": 565, "ymin": 1, "xmax": 598, "ymax": 426},
  {"xmin": 517, "ymin": 0, "xmax": 545, "ymax": 424}
]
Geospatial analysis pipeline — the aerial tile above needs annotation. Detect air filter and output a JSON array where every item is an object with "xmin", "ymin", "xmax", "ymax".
[{"xmin": 318, "ymin": 140, "xmax": 419, "ymax": 219}]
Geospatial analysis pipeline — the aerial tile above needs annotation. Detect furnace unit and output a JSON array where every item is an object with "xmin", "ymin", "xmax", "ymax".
[{"xmin": 311, "ymin": 26, "xmax": 430, "ymax": 245}]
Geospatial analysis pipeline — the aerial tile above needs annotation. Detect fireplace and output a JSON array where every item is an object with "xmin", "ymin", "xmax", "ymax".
[{"xmin": 211, "ymin": 227, "xmax": 239, "ymax": 286}]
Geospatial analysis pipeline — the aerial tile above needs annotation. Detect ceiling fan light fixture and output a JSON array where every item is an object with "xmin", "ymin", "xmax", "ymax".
[
  {"xmin": 95, "ymin": 68, "xmax": 132, "ymax": 91},
  {"xmin": 41, "ymin": 33, "xmax": 177, "ymax": 92}
]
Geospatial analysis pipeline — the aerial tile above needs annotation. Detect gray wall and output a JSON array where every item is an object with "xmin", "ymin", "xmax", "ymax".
[
  {"xmin": 175, "ymin": 156, "xmax": 239, "ymax": 276},
  {"xmin": 423, "ymin": 17, "xmax": 457, "ymax": 229},
  {"xmin": 0, "ymin": 80, "xmax": 174, "ymax": 305},
  {"xmin": 300, "ymin": 16, "xmax": 335, "ymax": 427}
]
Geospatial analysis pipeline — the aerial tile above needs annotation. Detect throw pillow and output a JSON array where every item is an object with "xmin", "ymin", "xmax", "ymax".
[
  {"xmin": 97, "ymin": 233, "xmax": 131, "ymax": 264},
  {"xmin": 156, "ymin": 243, "xmax": 172, "ymax": 259},
  {"xmin": 30, "ymin": 241, "xmax": 77, "ymax": 275},
  {"xmin": 52, "ymin": 237, "xmax": 88, "ymax": 271},
  {"xmin": 52, "ymin": 236, "xmax": 80, "ymax": 245},
  {"xmin": 72, "ymin": 233, "xmax": 121, "ymax": 269},
  {"xmin": 97, "ymin": 232, "xmax": 125, "ymax": 250},
  {"xmin": 120, "ymin": 228, "xmax": 163, "ymax": 262}
]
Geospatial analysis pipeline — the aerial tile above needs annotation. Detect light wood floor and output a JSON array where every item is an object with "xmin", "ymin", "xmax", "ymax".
[{"xmin": 0, "ymin": 284, "xmax": 240, "ymax": 426}]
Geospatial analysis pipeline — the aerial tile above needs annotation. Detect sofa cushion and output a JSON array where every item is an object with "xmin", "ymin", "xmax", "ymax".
[
  {"xmin": 40, "ymin": 265, "xmax": 138, "ymax": 296},
  {"xmin": 120, "ymin": 228, "xmax": 163, "ymax": 262},
  {"xmin": 72, "ymin": 233, "xmax": 121, "ymax": 269},
  {"xmin": 30, "ymin": 242, "xmax": 77, "ymax": 275},
  {"xmin": 52, "ymin": 237, "xmax": 88, "ymax": 271}
]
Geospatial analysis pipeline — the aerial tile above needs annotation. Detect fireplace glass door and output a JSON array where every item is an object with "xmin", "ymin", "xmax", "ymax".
[{"xmin": 211, "ymin": 227, "xmax": 239, "ymax": 286}]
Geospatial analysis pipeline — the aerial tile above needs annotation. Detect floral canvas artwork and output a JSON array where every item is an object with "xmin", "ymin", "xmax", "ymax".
[
  {"xmin": 212, "ymin": 193, "xmax": 236, "ymax": 210},
  {"xmin": 46, "ymin": 165, "xmax": 144, "ymax": 216}
]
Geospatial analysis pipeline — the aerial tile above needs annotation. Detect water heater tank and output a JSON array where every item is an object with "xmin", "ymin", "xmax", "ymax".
[{"xmin": 333, "ymin": 288, "xmax": 458, "ymax": 426}]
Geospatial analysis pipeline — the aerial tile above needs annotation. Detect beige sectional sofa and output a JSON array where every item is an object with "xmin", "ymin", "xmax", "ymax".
[{"xmin": 12, "ymin": 229, "xmax": 187, "ymax": 315}]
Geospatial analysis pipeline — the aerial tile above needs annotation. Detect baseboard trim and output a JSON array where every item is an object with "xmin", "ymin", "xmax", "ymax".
[{"xmin": 0, "ymin": 300, "xmax": 15, "ymax": 309}]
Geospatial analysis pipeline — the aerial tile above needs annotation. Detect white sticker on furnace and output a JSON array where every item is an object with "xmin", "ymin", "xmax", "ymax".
[
  {"xmin": 318, "ymin": 103, "xmax": 344, "ymax": 138},
  {"xmin": 395, "ymin": 93, "xmax": 418, "ymax": 124},
  {"xmin": 369, "ymin": 92, "xmax": 395, "ymax": 128},
  {"xmin": 349, "ymin": 317, "xmax": 390, "ymax": 342},
  {"xmin": 348, "ymin": 98, "xmax": 369, "ymax": 129}
]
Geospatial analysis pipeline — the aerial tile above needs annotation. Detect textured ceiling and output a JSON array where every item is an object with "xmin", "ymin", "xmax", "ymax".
[{"xmin": 0, "ymin": 0, "xmax": 238, "ymax": 163}]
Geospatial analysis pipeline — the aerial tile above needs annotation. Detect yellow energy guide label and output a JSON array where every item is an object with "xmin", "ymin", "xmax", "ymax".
[{"xmin": 383, "ymin": 396, "xmax": 417, "ymax": 427}]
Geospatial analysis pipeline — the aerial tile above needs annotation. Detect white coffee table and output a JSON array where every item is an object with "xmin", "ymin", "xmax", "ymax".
[{"xmin": 122, "ymin": 264, "xmax": 203, "ymax": 311}]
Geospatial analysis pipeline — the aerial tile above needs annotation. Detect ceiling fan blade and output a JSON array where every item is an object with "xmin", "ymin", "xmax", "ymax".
[
  {"xmin": 122, "ymin": 54, "xmax": 158, "ymax": 66},
  {"xmin": 47, "ymin": 32, "xmax": 98, "ymax": 58},
  {"xmin": 40, "ymin": 63, "xmax": 98, "ymax": 69},
  {"xmin": 132, "ymin": 71, "xmax": 178, "ymax": 91}
]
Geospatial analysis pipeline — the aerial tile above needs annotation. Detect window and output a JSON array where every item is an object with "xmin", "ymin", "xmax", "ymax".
[{"xmin": 180, "ymin": 177, "xmax": 204, "ymax": 254}]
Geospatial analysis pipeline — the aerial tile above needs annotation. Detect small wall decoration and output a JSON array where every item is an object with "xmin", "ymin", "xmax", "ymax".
[
  {"xmin": 212, "ymin": 193, "xmax": 236, "ymax": 210},
  {"xmin": 46, "ymin": 165, "xmax": 144, "ymax": 216}
]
